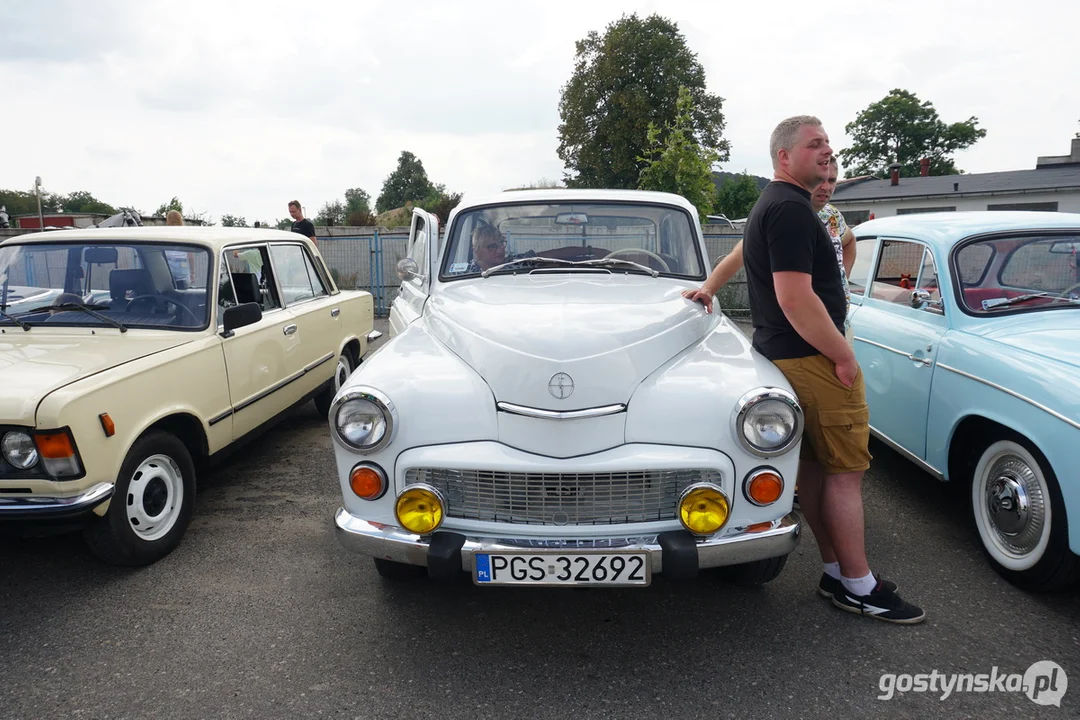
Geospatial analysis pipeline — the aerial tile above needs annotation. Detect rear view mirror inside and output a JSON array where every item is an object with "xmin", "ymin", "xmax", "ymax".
[
  {"xmin": 1048, "ymin": 240, "xmax": 1080, "ymax": 254},
  {"xmin": 554, "ymin": 212, "xmax": 589, "ymax": 225},
  {"xmin": 84, "ymin": 247, "xmax": 119, "ymax": 264}
]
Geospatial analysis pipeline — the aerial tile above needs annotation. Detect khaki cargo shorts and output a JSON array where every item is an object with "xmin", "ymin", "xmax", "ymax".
[{"xmin": 772, "ymin": 353, "xmax": 872, "ymax": 474}]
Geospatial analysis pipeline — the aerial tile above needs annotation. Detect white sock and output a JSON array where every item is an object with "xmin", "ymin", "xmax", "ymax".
[
  {"xmin": 842, "ymin": 572, "xmax": 877, "ymax": 597},
  {"xmin": 823, "ymin": 562, "xmax": 841, "ymax": 580}
]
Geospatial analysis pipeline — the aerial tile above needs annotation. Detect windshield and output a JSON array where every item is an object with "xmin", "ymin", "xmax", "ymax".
[
  {"xmin": 0, "ymin": 241, "xmax": 212, "ymax": 330},
  {"xmin": 440, "ymin": 202, "xmax": 706, "ymax": 279},
  {"xmin": 954, "ymin": 234, "xmax": 1080, "ymax": 314}
]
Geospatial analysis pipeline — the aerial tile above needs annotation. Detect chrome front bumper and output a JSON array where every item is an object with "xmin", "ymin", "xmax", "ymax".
[
  {"xmin": 0, "ymin": 482, "xmax": 113, "ymax": 522},
  {"xmin": 334, "ymin": 508, "xmax": 801, "ymax": 574}
]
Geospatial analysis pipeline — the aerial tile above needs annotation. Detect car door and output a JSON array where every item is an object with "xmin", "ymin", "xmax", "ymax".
[
  {"xmin": 389, "ymin": 208, "xmax": 439, "ymax": 337},
  {"xmin": 849, "ymin": 237, "xmax": 948, "ymax": 459},
  {"xmin": 217, "ymin": 244, "xmax": 301, "ymax": 439},
  {"xmin": 267, "ymin": 241, "xmax": 339, "ymax": 399}
]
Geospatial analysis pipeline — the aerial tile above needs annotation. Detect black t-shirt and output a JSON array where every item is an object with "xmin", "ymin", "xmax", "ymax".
[
  {"xmin": 291, "ymin": 218, "xmax": 316, "ymax": 239},
  {"xmin": 742, "ymin": 181, "xmax": 846, "ymax": 360}
]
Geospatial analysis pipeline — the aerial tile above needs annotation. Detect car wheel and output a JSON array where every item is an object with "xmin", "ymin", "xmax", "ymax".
[
  {"xmin": 714, "ymin": 555, "xmax": 788, "ymax": 585},
  {"xmin": 373, "ymin": 558, "xmax": 428, "ymax": 580},
  {"xmin": 970, "ymin": 437, "xmax": 1079, "ymax": 591},
  {"xmin": 315, "ymin": 349, "xmax": 354, "ymax": 419},
  {"xmin": 84, "ymin": 431, "xmax": 196, "ymax": 566}
]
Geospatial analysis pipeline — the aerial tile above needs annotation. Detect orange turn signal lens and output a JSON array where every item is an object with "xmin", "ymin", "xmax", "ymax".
[
  {"xmin": 34, "ymin": 430, "xmax": 76, "ymax": 459},
  {"xmin": 99, "ymin": 413, "xmax": 116, "ymax": 437},
  {"xmin": 746, "ymin": 471, "xmax": 784, "ymax": 506},
  {"xmin": 746, "ymin": 521, "xmax": 773, "ymax": 533},
  {"xmin": 350, "ymin": 464, "xmax": 386, "ymax": 500}
]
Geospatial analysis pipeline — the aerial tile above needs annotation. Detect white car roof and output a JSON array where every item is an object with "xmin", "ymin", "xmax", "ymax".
[
  {"xmin": 453, "ymin": 189, "xmax": 700, "ymax": 217},
  {"xmin": 1, "ymin": 226, "xmax": 310, "ymax": 253}
]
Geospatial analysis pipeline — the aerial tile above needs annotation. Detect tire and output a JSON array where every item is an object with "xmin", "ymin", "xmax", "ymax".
[
  {"xmin": 373, "ymin": 558, "xmax": 427, "ymax": 580},
  {"xmin": 970, "ymin": 435, "xmax": 1080, "ymax": 591},
  {"xmin": 714, "ymin": 555, "xmax": 788, "ymax": 585},
  {"xmin": 83, "ymin": 431, "xmax": 196, "ymax": 566},
  {"xmin": 315, "ymin": 348, "xmax": 354, "ymax": 419}
]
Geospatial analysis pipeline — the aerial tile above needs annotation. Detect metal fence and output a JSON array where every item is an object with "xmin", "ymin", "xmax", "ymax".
[{"xmin": 317, "ymin": 231, "xmax": 747, "ymax": 318}]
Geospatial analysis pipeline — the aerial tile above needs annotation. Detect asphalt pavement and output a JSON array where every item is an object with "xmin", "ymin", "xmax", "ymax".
[{"xmin": 2, "ymin": 319, "xmax": 1077, "ymax": 719}]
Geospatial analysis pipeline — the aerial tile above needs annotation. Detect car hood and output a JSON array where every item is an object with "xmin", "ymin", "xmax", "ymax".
[
  {"xmin": 976, "ymin": 312, "xmax": 1080, "ymax": 369},
  {"xmin": 423, "ymin": 275, "xmax": 716, "ymax": 409},
  {"xmin": 0, "ymin": 333, "xmax": 194, "ymax": 425}
]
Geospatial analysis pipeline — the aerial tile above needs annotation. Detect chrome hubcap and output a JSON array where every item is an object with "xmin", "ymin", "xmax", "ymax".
[{"xmin": 983, "ymin": 455, "xmax": 1045, "ymax": 555}]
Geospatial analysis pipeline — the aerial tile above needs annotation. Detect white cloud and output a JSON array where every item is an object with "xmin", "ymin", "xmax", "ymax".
[{"xmin": 2, "ymin": 0, "xmax": 1078, "ymax": 222}]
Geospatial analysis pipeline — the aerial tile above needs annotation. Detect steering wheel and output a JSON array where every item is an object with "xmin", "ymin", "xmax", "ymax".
[
  {"xmin": 604, "ymin": 247, "xmax": 671, "ymax": 272},
  {"xmin": 126, "ymin": 294, "xmax": 201, "ymax": 324}
]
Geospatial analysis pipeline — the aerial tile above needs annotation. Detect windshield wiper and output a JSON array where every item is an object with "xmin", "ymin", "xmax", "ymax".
[
  {"xmin": 23, "ymin": 303, "xmax": 129, "ymax": 332},
  {"xmin": 480, "ymin": 257, "xmax": 578, "ymax": 277},
  {"xmin": 574, "ymin": 257, "xmax": 660, "ymax": 278},
  {"xmin": 480, "ymin": 255, "xmax": 660, "ymax": 278},
  {"xmin": 0, "ymin": 308, "xmax": 31, "ymax": 331},
  {"xmin": 982, "ymin": 292, "xmax": 1080, "ymax": 310}
]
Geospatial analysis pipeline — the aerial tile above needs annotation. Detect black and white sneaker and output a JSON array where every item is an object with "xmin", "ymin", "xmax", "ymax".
[
  {"xmin": 817, "ymin": 573, "xmax": 897, "ymax": 599},
  {"xmin": 831, "ymin": 577, "xmax": 925, "ymax": 624}
]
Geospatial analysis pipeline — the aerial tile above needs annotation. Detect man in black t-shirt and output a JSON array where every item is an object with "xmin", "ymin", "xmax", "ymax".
[
  {"xmin": 686, "ymin": 115, "xmax": 923, "ymax": 624},
  {"xmin": 288, "ymin": 200, "xmax": 317, "ymax": 246}
]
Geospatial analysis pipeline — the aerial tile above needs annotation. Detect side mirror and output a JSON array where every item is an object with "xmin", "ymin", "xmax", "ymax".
[
  {"xmin": 396, "ymin": 258, "xmax": 420, "ymax": 281},
  {"xmin": 221, "ymin": 302, "xmax": 262, "ymax": 338},
  {"xmin": 910, "ymin": 289, "xmax": 944, "ymax": 314}
]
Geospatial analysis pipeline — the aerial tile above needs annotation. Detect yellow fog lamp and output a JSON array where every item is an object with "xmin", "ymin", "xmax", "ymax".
[
  {"xmin": 395, "ymin": 484, "xmax": 445, "ymax": 534},
  {"xmin": 678, "ymin": 483, "xmax": 730, "ymax": 536}
]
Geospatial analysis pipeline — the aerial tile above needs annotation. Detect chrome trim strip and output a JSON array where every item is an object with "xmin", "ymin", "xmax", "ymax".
[
  {"xmin": 869, "ymin": 425, "xmax": 944, "ymax": 480},
  {"xmin": 304, "ymin": 352, "xmax": 335, "ymax": 374},
  {"xmin": 936, "ymin": 364, "xmax": 1080, "ymax": 432},
  {"xmin": 0, "ymin": 482, "xmax": 113, "ymax": 514},
  {"xmin": 855, "ymin": 337, "xmax": 911, "ymax": 358},
  {"xmin": 208, "ymin": 409, "xmax": 233, "ymax": 426},
  {"xmin": 334, "ymin": 508, "xmax": 801, "ymax": 572},
  {"xmin": 496, "ymin": 402, "xmax": 626, "ymax": 420}
]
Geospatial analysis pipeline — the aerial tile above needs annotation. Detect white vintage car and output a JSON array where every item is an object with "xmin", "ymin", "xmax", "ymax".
[
  {"xmin": 0, "ymin": 227, "xmax": 372, "ymax": 565},
  {"xmin": 331, "ymin": 190, "xmax": 803, "ymax": 587}
]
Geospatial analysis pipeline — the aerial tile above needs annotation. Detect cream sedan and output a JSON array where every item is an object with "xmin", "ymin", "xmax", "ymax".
[{"xmin": 0, "ymin": 227, "xmax": 372, "ymax": 565}]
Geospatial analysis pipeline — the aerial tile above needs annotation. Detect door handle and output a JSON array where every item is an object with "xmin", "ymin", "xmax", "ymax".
[
  {"xmin": 283, "ymin": 324, "xmax": 297, "ymax": 336},
  {"xmin": 907, "ymin": 353, "xmax": 931, "ymax": 366},
  {"xmin": 330, "ymin": 308, "xmax": 340, "ymax": 317}
]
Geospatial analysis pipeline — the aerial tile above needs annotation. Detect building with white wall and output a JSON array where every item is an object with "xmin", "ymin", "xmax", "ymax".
[{"xmin": 831, "ymin": 137, "xmax": 1080, "ymax": 225}]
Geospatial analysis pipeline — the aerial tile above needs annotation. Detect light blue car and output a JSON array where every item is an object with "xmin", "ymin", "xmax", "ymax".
[{"xmin": 848, "ymin": 211, "xmax": 1080, "ymax": 591}]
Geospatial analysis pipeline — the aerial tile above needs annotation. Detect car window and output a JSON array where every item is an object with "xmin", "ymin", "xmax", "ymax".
[
  {"xmin": 269, "ymin": 243, "xmax": 327, "ymax": 305},
  {"xmin": 954, "ymin": 234, "xmax": 1080, "ymax": 315},
  {"xmin": 224, "ymin": 245, "xmax": 281, "ymax": 312},
  {"xmin": 955, "ymin": 243, "xmax": 994, "ymax": 286},
  {"xmin": 848, "ymin": 238, "xmax": 879, "ymax": 296},
  {"xmin": 916, "ymin": 248, "xmax": 942, "ymax": 304},
  {"xmin": 870, "ymin": 240, "xmax": 925, "ymax": 304}
]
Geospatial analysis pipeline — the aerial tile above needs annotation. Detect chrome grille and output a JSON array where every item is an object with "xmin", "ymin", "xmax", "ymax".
[{"xmin": 404, "ymin": 468, "xmax": 721, "ymax": 526}]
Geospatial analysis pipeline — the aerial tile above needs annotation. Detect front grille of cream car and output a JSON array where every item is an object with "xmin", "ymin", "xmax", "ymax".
[{"xmin": 404, "ymin": 468, "xmax": 721, "ymax": 526}]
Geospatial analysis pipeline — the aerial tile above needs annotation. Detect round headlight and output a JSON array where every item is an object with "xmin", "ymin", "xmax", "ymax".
[
  {"xmin": 733, "ymin": 389, "xmax": 803, "ymax": 457},
  {"xmin": 2, "ymin": 431, "xmax": 39, "ymax": 470},
  {"xmin": 396, "ymin": 485, "xmax": 445, "ymax": 534},
  {"xmin": 678, "ymin": 484, "xmax": 730, "ymax": 536},
  {"xmin": 332, "ymin": 389, "xmax": 394, "ymax": 453}
]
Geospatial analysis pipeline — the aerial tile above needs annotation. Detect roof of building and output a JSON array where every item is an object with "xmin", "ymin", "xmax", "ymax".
[{"xmin": 831, "ymin": 165, "xmax": 1080, "ymax": 202}]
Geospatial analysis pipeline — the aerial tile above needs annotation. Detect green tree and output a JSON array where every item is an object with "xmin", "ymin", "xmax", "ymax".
[
  {"xmin": 713, "ymin": 171, "xmax": 761, "ymax": 219},
  {"xmin": 375, "ymin": 151, "xmax": 436, "ymax": 213},
  {"xmin": 557, "ymin": 13, "xmax": 729, "ymax": 189},
  {"xmin": 838, "ymin": 89, "xmax": 987, "ymax": 178},
  {"xmin": 155, "ymin": 196, "xmax": 183, "ymax": 216},
  {"xmin": 416, "ymin": 184, "xmax": 463, "ymax": 224},
  {"xmin": 219, "ymin": 214, "xmax": 248, "ymax": 227},
  {"xmin": 58, "ymin": 190, "xmax": 116, "ymax": 215},
  {"xmin": 275, "ymin": 217, "xmax": 293, "ymax": 231},
  {"xmin": 314, "ymin": 199, "xmax": 347, "ymax": 226},
  {"xmin": 344, "ymin": 188, "xmax": 376, "ymax": 226},
  {"xmin": 637, "ymin": 87, "xmax": 718, "ymax": 221},
  {"xmin": 0, "ymin": 188, "xmax": 61, "ymax": 216}
]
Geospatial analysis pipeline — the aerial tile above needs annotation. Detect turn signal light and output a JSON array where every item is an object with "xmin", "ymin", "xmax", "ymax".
[
  {"xmin": 34, "ymin": 431, "xmax": 76, "ymax": 459},
  {"xmin": 746, "ymin": 470, "xmax": 784, "ymax": 506},
  {"xmin": 395, "ymin": 485, "xmax": 445, "ymax": 534},
  {"xmin": 678, "ymin": 484, "xmax": 730, "ymax": 536},
  {"xmin": 350, "ymin": 464, "xmax": 387, "ymax": 500}
]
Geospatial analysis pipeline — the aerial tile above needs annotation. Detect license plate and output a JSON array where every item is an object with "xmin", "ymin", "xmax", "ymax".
[{"xmin": 473, "ymin": 551, "xmax": 651, "ymax": 587}]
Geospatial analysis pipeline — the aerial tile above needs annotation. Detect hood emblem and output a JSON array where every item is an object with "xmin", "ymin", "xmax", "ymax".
[{"xmin": 548, "ymin": 372, "xmax": 574, "ymax": 400}]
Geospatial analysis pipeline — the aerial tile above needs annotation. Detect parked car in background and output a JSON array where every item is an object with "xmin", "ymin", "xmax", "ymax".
[
  {"xmin": 0, "ymin": 228, "xmax": 373, "ymax": 565},
  {"xmin": 847, "ymin": 211, "xmax": 1080, "ymax": 590},
  {"xmin": 333, "ymin": 190, "xmax": 803, "ymax": 588},
  {"xmin": 704, "ymin": 213, "xmax": 735, "ymax": 230}
]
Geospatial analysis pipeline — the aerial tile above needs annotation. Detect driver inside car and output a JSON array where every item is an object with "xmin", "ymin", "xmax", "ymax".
[{"xmin": 466, "ymin": 224, "xmax": 536, "ymax": 273}]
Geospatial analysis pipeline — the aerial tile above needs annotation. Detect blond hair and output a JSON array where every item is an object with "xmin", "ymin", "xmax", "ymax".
[
  {"xmin": 769, "ymin": 115, "xmax": 823, "ymax": 170},
  {"xmin": 471, "ymin": 223, "xmax": 503, "ymax": 250},
  {"xmin": 165, "ymin": 210, "xmax": 183, "ymax": 226}
]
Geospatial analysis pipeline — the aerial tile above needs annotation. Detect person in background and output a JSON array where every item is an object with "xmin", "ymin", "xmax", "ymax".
[{"xmin": 288, "ymin": 200, "xmax": 317, "ymax": 246}]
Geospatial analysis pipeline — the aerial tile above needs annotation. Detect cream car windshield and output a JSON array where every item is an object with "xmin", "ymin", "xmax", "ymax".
[
  {"xmin": 0, "ymin": 241, "xmax": 212, "ymax": 330},
  {"xmin": 441, "ymin": 203, "xmax": 706, "ymax": 279},
  {"xmin": 954, "ymin": 234, "xmax": 1080, "ymax": 313}
]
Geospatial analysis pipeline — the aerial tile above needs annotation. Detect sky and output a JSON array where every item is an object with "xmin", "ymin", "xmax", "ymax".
[{"xmin": 2, "ymin": 0, "xmax": 1078, "ymax": 225}]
